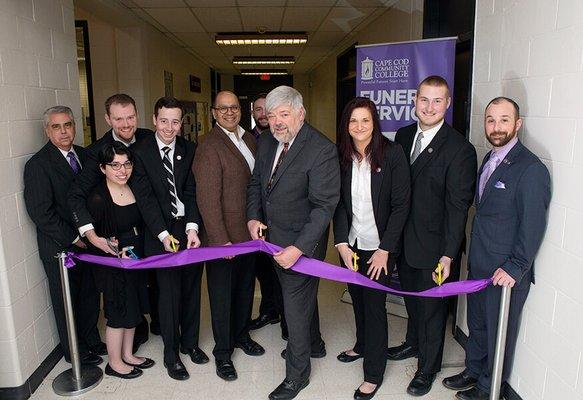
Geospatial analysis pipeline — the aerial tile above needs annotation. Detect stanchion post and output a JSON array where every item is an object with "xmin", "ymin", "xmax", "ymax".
[
  {"xmin": 52, "ymin": 252, "xmax": 103, "ymax": 396},
  {"xmin": 490, "ymin": 285, "xmax": 511, "ymax": 400}
]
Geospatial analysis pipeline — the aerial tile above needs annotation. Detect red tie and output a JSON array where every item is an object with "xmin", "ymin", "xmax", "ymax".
[{"xmin": 267, "ymin": 142, "xmax": 289, "ymax": 192}]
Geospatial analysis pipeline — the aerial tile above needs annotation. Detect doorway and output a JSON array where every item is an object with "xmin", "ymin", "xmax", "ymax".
[{"xmin": 75, "ymin": 21, "xmax": 96, "ymax": 145}]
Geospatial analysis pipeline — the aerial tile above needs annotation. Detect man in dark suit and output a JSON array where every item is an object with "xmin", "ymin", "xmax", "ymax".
[
  {"xmin": 389, "ymin": 76, "xmax": 477, "ymax": 396},
  {"xmin": 24, "ymin": 106, "xmax": 102, "ymax": 366},
  {"xmin": 130, "ymin": 96, "xmax": 205, "ymax": 381},
  {"xmin": 247, "ymin": 86, "xmax": 340, "ymax": 400},
  {"xmin": 68, "ymin": 93, "xmax": 155, "ymax": 350},
  {"xmin": 443, "ymin": 97, "xmax": 550, "ymax": 400}
]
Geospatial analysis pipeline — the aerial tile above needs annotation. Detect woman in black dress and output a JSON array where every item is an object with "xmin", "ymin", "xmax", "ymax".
[
  {"xmin": 333, "ymin": 97, "xmax": 410, "ymax": 399},
  {"xmin": 87, "ymin": 142, "xmax": 153, "ymax": 379}
]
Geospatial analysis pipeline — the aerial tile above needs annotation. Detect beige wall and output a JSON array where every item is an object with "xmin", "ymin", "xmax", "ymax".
[{"xmin": 306, "ymin": 0, "xmax": 424, "ymax": 141}]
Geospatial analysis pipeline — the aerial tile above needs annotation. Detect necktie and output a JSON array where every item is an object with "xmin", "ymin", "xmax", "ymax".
[
  {"xmin": 162, "ymin": 146, "xmax": 179, "ymax": 217},
  {"xmin": 478, "ymin": 153, "xmax": 499, "ymax": 200},
  {"xmin": 67, "ymin": 151, "xmax": 81, "ymax": 174},
  {"xmin": 267, "ymin": 142, "xmax": 289, "ymax": 192},
  {"xmin": 410, "ymin": 132, "xmax": 424, "ymax": 164}
]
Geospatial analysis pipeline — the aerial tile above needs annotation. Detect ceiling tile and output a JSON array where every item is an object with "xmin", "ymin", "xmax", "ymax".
[
  {"xmin": 240, "ymin": 7, "xmax": 285, "ymax": 31},
  {"xmin": 337, "ymin": 0, "xmax": 397, "ymax": 7},
  {"xmin": 129, "ymin": 8, "xmax": 167, "ymax": 31},
  {"xmin": 132, "ymin": 0, "xmax": 186, "ymax": 7},
  {"xmin": 308, "ymin": 30, "xmax": 348, "ymax": 46},
  {"xmin": 191, "ymin": 7, "xmax": 242, "ymax": 32},
  {"xmin": 287, "ymin": 0, "xmax": 336, "ymax": 6},
  {"xmin": 145, "ymin": 8, "xmax": 205, "ymax": 32},
  {"xmin": 281, "ymin": 7, "xmax": 331, "ymax": 31},
  {"xmin": 173, "ymin": 32, "xmax": 215, "ymax": 47},
  {"xmin": 185, "ymin": 0, "xmax": 237, "ymax": 6},
  {"xmin": 319, "ymin": 7, "xmax": 376, "ymax": 32},
  {"xmin": 299, "ymin": 46, "xmax": 330, "ymax": 57},
  {"xmin": 238, "ymin": 0, "xmax": 285, "ymax": 5}
]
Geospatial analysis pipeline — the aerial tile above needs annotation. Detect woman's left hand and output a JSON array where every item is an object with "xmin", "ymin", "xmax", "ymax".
[{"xmin": 366, "ymin": 249, "xmax": 389, "ymax": 281}]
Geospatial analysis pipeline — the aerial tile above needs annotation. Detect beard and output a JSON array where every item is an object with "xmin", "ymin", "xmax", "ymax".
[
  {"xmin": 486, "ymin": 130, "xmax": 517, "ymax": 147},
  {"xmin": 255, "ymin": 117, "xmax": 269, "ymax": 129}
]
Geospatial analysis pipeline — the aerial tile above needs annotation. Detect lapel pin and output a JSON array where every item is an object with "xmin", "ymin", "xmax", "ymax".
[
  {"xmin": 176, "ymin": 155, "xmax": 182, "ymax": 161},
  {"xmin": 428, "ymin": 148, "xmax": 433, "ymax": 153},
  {"xmin": 376, "ymin": 167, "xmax": 381, "ymax": 173},
  {"xmin": 503, "ymin": 158, "xmax": 510, "ymax": 164}
]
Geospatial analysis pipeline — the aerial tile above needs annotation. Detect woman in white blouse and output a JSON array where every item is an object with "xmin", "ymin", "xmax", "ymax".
[{"xmin": 333, "ymin": 97, "xmax": 411, "ymax": 400}]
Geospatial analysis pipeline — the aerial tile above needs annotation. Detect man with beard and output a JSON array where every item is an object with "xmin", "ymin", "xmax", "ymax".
[
  {"xmin": 442, "ymin": 97, "xmax": 550, "ymax": 400},
  {"xmin": 390, "ymin": 75, "xmax": 477, "ymax": 396},
  {"xmin": 248, "ymin": 92, "xmax": 286, "ymax": 338},
  {"xmin": 247, "ymin": 86, "xmax": 340, "ymax": 400}
]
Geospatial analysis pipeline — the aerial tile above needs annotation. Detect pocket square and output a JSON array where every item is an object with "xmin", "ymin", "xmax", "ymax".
[{"xmin": 494, "ymin": 181, "xmax": 506, "ymax": 189}]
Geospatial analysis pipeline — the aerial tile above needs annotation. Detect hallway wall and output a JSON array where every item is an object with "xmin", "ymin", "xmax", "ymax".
[{"xmin": 469, "ymin": 0, "xmax": 583, "ymax": 398}]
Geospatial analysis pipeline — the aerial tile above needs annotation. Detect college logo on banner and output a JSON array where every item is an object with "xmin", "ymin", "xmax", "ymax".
[{"xmin": 356, "ymin": 38, "xmax": 456, "ymax": 137}]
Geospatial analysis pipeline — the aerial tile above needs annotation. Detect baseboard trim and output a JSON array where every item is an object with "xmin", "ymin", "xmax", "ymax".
[{"xmin": 0, "ymin": 345, "xmax": 63, "ymax": 400}]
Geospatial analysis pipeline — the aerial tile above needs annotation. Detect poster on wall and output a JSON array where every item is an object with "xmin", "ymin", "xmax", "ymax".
[
  {"xmin": 164, "ymin": 70, "xmax": 174, "ymax": 97},
  {"xmin": 356, "ymin": 37, "xmax": 456, "ymax": 139}
]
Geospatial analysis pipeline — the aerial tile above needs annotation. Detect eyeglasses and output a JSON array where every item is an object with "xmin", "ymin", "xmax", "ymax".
[
  {"xmin": 106, "ymin": 161, "xmax": 133, "ymax": 170},
  {"xmin": 213, "ymin": 105, "xmax": 241, "ymax": 114}
]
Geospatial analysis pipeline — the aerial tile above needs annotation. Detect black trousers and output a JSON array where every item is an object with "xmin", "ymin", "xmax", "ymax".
[
  {"xmin": 345, "ymin": 247, "xmax": 392, "ymax": 385},
  {"xmin": 275, "ymin": 265, "xmax": 322, "ymax": 382},
  {"xmin": 231, "ymin": 253, "xmax": 256, "ymax": 345},
  {"xmin": 42, "ymin": 257, "xmax": 101, "ymax": 360},
  {"xmin": 255, "ymin": 252, "xmax": 279, "ymax": 317},
  {"xmin": 156, "ymin": 221, "xmax": 203, "ymax": 364},
  {"xmin": 466, "ymin": 272, "xmax": 530, "ymax": 393},
  {"xmin": 397, "ymin": 256, "xmax": 449, "ymax": 374}
]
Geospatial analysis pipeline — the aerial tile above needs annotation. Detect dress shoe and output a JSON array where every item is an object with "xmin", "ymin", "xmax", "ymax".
[
  {"xmin": 354, "ymin": 383, "xmax": 380, "ymax": 400},
  {"xmin": 180, "ymin": 346, "xmax": 209, "ymax": 364},
  {"xmin": 337, "ymin": 351, "xmax": 363, "ymax": 363},
  {"xmin": 105, "ymin": 363, "xmax": 143, "ymax": 379},
  {"xmin": 89, "ymin": 342, "xmax": 107, "ymax": 356},
  {"xmin": 406, "ymin": 371, "xmax": 436, "ymax": 396},
  {"xmin": 456, "ymin": 387, "xmax": 489, "ymax": 400},
  {"xmin": 443, "ymin": 369, "xmax": 478, "ymax": 391},
  {"xmin": 164, "ymin": 360, "xmax": 189, "ymax": 381},
  {"xmin": 387, "ymin": 342, "xmax": 418, "ymax": 361},
  {"xmin": 268, "ymin": 378, "xmax": 309, "ymax": 400},
  {"xmin": 68, "ymin": 353, "xmax": 103, "ymax": 366},
  {"xmin": 249, "ymin": 314, "xmax": 280, "ymax": 330},
  {"xmin": 216, "ymin": 360, "xmax": 237, "ymax": 381},
  {"xmin": 281, "ymin": 346, "xmax": 326, "ymax": 359},
  {"xmin": 125, "ymin": 357, "xmax": 155, "ymax": 369},
  {"xmin": 235, "ymin": 339, "xmax": 265, "ymax": 356}
]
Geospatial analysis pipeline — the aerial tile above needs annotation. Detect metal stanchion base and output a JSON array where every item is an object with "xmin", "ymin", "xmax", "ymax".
[{"xmin": 52, "ymin": 365, "xmax": 103, "ymax": 396}]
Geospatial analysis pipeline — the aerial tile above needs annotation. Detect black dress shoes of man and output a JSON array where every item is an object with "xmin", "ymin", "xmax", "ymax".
[
  {"xmin": 105, "ymin": 364, "xmax": 143, "ymax": 379},
  {"xmin": 337, "ymin": 351, "xmax": 363, "ymax": 363},
  {"xmin": 235, "ymin": 339, "xmax": 265, "ymax": 356},
  {"xmin": 281, "ymin": 341, "xmax": 326, "ymax": 359},
  {"xmin": 406, "ymin": 371, "xmax": 436, "ymax": 396},
  {"xmin": 249, "ymin": 314, "xmax": 280, "ymax": 330},
  {"xmin": 443, "ymin": 369, "xmax": 478, "ymax": 391},
  {"xmin": 268, "ymin": 378, "xmax": 309, "ymax": 400},
  {"xmin": 89, "ymin": 342, "xmax": 107, "ymax": 356},
  {"xmin": 66, "ymin": 353, "xmax": 103, "ymax": 366},
  {"xmin": 216, "ymin": 360, "xmax": 237, "ymax": 381},
  {"xmin": 354, "ymin": 384, "xmax": 380, "ymax": 400},
  {"xmin": 180, "ymin": 346, "xmax": 209, "ymax": 364},
  {"xmin": 125, "ymin": 357, "xmax": 155, "ymax": 369},
  {"xmin": 455, "ymin": 387, "xmax": 490, "ymax": 400},
  {"xmin": 164, "ymin": 359, "xmax": 189, "ymax": 381},
  {"xmin": 387, "ymin": 342, "xmax": 418, "ymax": 361}
]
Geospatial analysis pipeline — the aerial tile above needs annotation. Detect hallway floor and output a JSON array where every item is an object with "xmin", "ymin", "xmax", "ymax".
[{"xmin": 31, "ymin": 279, "xmax": 466, "ymax": 400}]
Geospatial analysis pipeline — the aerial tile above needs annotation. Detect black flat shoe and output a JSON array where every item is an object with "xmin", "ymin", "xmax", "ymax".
[
  {"xmin": 456, "ymin": 387, "xmax": 490, "ymax": 400},
  {"xmin": 249, "ymin": 314, "xmax": 280, "ymax": 330},
  {"xmin": 125, "ymin": 357, "xmax": 155, "ymax": 369},
  {"xmin": 235, "ymin": 339, "xmax": 265, "ymax": 356},
  {"xmin": 164, "ymin": 360, "xmax": 189, "ymax": 381},
  {"xmin": 337, "ymin": 351, "xmax": 363, "ymax": 363},
  {"xmin": 354, "ymin": 384, "xmax": 380, "ymax": 400},
  {"xmin": 387, "ymin": 342, "xmax": 418, "ymax": 361},
  {"xmin": 268, "ymin": 378, "xmax": 309, "ymax": 400},
  {"xmin": 216, "ymin": 360, "xmax": 237, "ymax": 381},
  {"xmin": 406, "ymin": 371, "xmax": 436, "ymax": 396},
  {"xmin": 443, "ymin": 369, "xmax": 478, "ymax": 391},
  {"xmin": 105, "ymin": 364, "xmax": 143, "ymax": 379},
  {"xmin": 180, "ymin": 346, "xmax": 209, "ymax": 364},
  {"xmin": 89, "ymin": 342, "xmax": 108, "ymax": 356}
]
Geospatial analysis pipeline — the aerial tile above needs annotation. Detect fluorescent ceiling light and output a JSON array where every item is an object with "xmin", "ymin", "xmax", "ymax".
[
  {"xmin": 216, "ymin": 32, "xmax": 308, "ymax": 46},
  {"xmin": 233, "ymin": 56, "xmax": 295, "ymax": 65},
  {"xmin": 240, "ymin": 69, "xmax": 289, "ymax": 75}
]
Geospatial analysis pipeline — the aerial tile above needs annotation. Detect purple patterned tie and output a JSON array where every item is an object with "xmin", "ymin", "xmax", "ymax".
[
  {"xmin": 67, "ymin": 152, "xmax": 81, "ymax": 174},
  {"xmin": 478, "ymin": 153, "xmax": 499, "ymax": 200}
]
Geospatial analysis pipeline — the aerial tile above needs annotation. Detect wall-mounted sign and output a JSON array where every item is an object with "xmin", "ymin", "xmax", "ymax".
[{"xmin": 189, "ymin": 75, "xmax": 201, "ymax": 93}]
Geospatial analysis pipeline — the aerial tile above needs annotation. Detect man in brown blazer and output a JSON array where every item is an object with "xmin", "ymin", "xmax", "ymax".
[{"xmin": 193, "ymin": 91, "xmax": 265, "ymax": 382}]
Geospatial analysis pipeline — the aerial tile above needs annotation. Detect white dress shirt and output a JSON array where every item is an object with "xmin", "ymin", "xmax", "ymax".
[
  {"xmin": 347, "ymin": 158, "xmax": 380, "ymax": 251},
  {"xmin": 271, "ymin": 136, "xmax": 297, "ymax": 174},
  {"xmin": 217, "ymin": 124, "xmax": 255, "ymax": 172},
  {"xmin": 410, "ymin": 119, "xmax": 444, "ymax": 158},
  {"xmin": 112, "ymin": 131, "xmax": 136, "ymax": 146}
]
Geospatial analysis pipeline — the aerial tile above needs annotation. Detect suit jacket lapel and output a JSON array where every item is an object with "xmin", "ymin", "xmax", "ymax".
[
  {"xmin": 411, "ymin": 127, "xmax": 447, "ymax": 182},
  {"xmin": 173, "ymin": 138, "xmax": 185, "ymax": 189},
  {"xmin": 479, "ymin": 141, "xmax": 524, "ymax": 206},
  {"xmin": 48, "ymin": 143, "xmax": 75, "ymax": 179},
  {"xmin": 400, "ymin": 128, "xmax": 415, "ymax": 164},
  {"xmin": 342, "ymin": 164, "xmax": 353, "ymax": 223},
  {"xmin": 371, "ymin": 158, "xmax": 384, "ymax": 218},
  {"xmin": 269, "ymin": 125, "xmax": 309, "ymax": 191}
]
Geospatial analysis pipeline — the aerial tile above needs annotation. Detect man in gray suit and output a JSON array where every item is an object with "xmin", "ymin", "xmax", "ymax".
[
  {"xmin": 442, "ymin": 97, "xmax": 551, "ymax": 400},
  {"xmin": 247, "ymin": 86, "xmax": 340, "ymax": 400}
]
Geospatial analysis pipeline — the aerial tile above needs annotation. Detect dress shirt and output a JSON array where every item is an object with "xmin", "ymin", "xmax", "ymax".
[
  {"xmin": 410, "ymin": 119, "xmax": 444, "ymax": 158},
  {"xmin": 217, "ymin": 124, "xmax": 255, "ymax": 172},
  {"xmin": 271, "ymin": 135, "xmax": 297, "ymax": 174},
  {"xmin": 112, "ymin": 131, "xmax": 136, "ymax": 146},
  {"xmin": 154, "ymin": 134, "xmax": 198, "ymax": 242},
  {"xmin": 347, "ymin": 158, "xmax": 380, "ymax": 251}
]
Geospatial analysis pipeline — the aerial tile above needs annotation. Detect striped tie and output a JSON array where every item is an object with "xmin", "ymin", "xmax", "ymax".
[
  {"xmin": 267, "ymin": 142, "xmax": 289, "ymax": 192},
  {"xmin": 162, "ymin": 146, "xmax": 178, "ymax": 217}
]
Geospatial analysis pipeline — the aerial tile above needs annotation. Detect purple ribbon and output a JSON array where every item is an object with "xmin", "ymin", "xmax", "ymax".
[{"xmin": 66, "ymin": 240, "xmax": 491, "ymax": 298}]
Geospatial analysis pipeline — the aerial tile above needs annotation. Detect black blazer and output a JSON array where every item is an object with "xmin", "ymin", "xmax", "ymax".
[
  {"xmin": 333, "ymin": 139, "xmax": 411, "ymax": 254},
  {"xmin": 24, "ymin": 142, "xmax": 88, "ymax": 261},
  {"xmin": 130, "ymin": 133, "xmax": 200, "ymax": 256},
  {"xmin": 395, "ymin": 122, "xmax": 477, "ymax": 269},
  {"xmin": 246, "ymin": 122, "xmax": 340, "ymax": 260},
  {"xmin": 69, "ymin": 128, "xmax": 153, "ymax": 228}
]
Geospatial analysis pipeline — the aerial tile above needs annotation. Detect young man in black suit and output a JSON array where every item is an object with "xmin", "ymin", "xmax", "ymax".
[
  {"xmin": 130, "ymin": 96, "xmax": 206, "ymax": 381},
  {"xmin": 24, "ymin": 106, "xmax": 103, "ymax": 366},
  {"xmin": 389, "ymin": 76, "xmax": 477, "ymax": 396}
]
